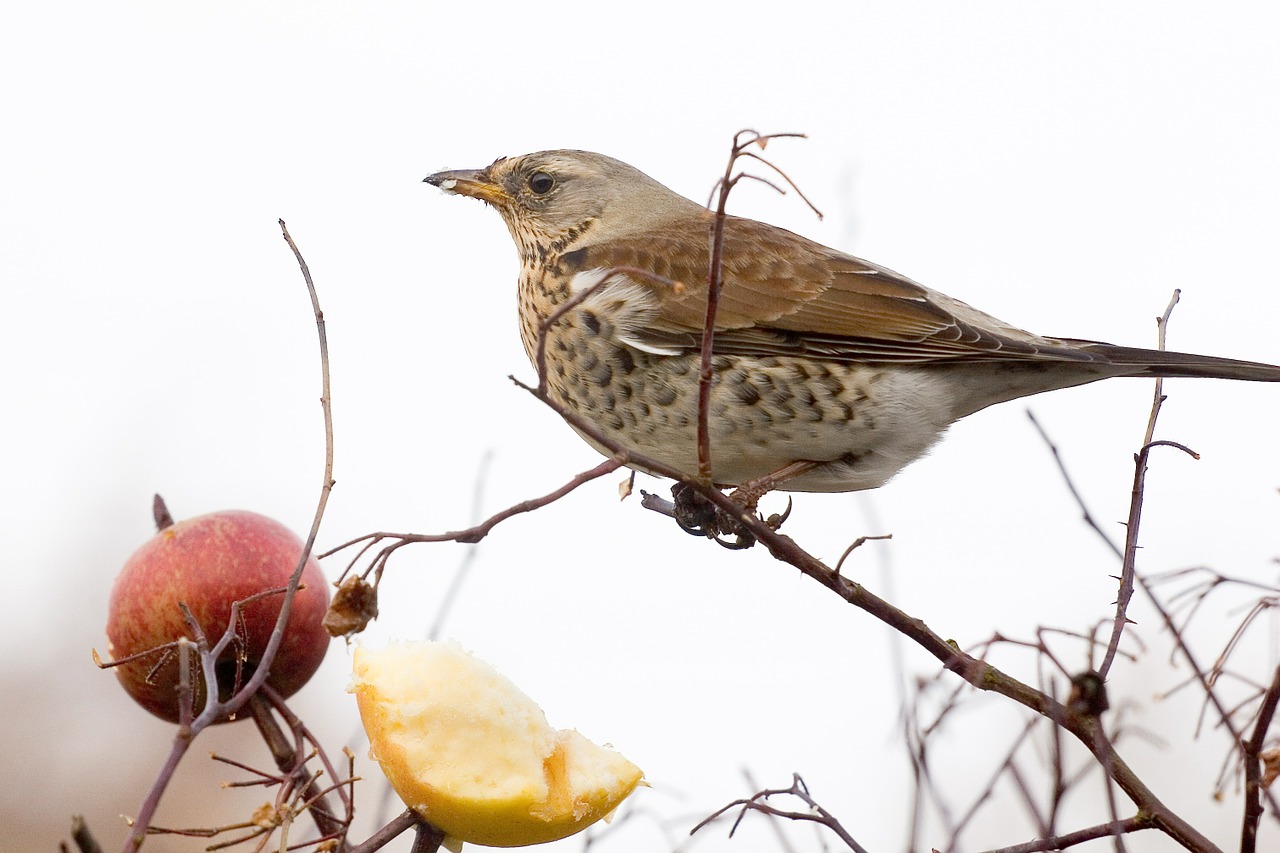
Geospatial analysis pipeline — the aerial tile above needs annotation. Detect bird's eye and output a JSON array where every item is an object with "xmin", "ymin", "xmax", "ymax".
[{"xmin": 528, "ymin": 171, "xmax": 555, "ymax": 194}]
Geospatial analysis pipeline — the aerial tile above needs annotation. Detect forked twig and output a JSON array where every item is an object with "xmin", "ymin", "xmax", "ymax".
[
  {"xmin": 1032, "ymin": 290, "xmax": 1280, "ymax": 846},
  {"xmin": 696, "ymin": 130, "xmax": 820, "ymax": 482},
  {"xmin": 1099, "ymin": 289, "xmax": 1188, "ymax": 680},
  {"xmin": 249, "ymin": 684, "xmax": 355, "ymax": 844},
  {"xmin": 120, "ymin": 220, "xmax": 340, "ymax": 851},
  {"xmin": 692, "ymin": 773, "xmax": 869, "ymax": 853}
]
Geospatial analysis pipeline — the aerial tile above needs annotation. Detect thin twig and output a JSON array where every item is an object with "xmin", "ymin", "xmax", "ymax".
[
  {"xmin": 741, "ymin": 769, "xmax": 801, "ymax": 853},
  {"xmin": 323, "ymin": 456, "xmax": 625, "ymax": 580},
  {"xmin": 249, "ymin": 687, "xmax": 351, "ymax": 846},
  {"xmin": 1241, "ymin": 664, "xmax": 1280, "ymax": 853},
  {"xmin": 1029, "ymin": 295, "xmax": 1280, "ymax": 846},
  {"xmin": 1033, "ymin": 402, "xmax": 1247, "ymax": 747},
  {"xmin": 1025, "ymin": 411, "xmax": 1122, "ymax": 559},
  {"xmin": 1091, "ymin": 725, "xmax": 1129, "ymax": 853},
  {"xmin": 120, "ymin": 220, "xmax": 339, "ymax": 851},
  {"xmin": 834, "ymin": 534, "xmax": 893, "ymax": 575},
  {"xmin": 696, "ymin": 131, "xmax": 816, "ymax": 482},
  {"xmin": 979, "ymin": 815, "xmax": 1152, "ymax": 853},
  {"xmin": 1099, "ymin": 289, "xmax": 1182, "ymax": 679},
  {"xmin": 693, "ymin": 773, "xmax": 869, "ymax": 853},
  {"xmin": 944, "ymin": 718, "xmax": 1041, "ymax": 849}
]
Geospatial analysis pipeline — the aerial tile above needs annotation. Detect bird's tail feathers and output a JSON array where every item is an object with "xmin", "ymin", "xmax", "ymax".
[{"xmin": 1077, "ymin": 342, "xmax": 1280, "ymax": 382}]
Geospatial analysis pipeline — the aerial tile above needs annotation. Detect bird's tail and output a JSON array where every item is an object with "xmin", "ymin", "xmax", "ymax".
[{"xmin": 1077, "ymin": 342, "xmax": 1280, "ymax": 382}]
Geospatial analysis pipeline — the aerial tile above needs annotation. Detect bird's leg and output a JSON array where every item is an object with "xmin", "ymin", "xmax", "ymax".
[{"xmin": 728, "ymin": 460, "xmax": 821, "ymax": 514}]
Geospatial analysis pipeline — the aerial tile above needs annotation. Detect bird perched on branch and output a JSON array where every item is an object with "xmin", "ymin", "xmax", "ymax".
[{"xmin": 424, "ymin": 150, "xmax": 1280, "ymax": 494}]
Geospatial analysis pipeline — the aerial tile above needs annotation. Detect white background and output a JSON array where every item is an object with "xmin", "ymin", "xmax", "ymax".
[{"xmin": 3, "ymin": 3, "xmax": 1279, "ymax": 851}]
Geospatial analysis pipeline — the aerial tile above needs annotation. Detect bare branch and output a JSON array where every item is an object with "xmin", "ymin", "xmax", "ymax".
[
  {"xmin": 693, "ymin": 773, "xmax": 869, "ymax": 853},
  {"xmin": 344, "ymin": 810, "xmax": 420, "ymax": 853},
  {"xmin": 322, "ymin": 456, "xmax": 625, "ymax": 582},
  {"xmin": 979, "ymin": 815, "xmax": 1153, "ymax": 853},
  {"xmin": 834, "ymin": 534, "xmax": 893, "ymax": 575},
  {"xmin": 1241, "ymin": 664, "xmax": 1280, "ymax": 853},
  {"xmin": 943, "ymin": 717, "xmax": 1041, "ymax": 849},
  {"xmin": 1025, "ymin": 411, "xmax": 1123, "ymax": 559},
  {"xmin": 409, "ymin": 820, "xmax": 447, "ymax": 853},
  {"xmin": 1099, "ymin": 290, "xmax": 1184, "ymax": 680}
]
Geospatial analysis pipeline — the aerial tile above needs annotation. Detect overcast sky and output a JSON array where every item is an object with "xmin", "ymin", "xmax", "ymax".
[{"xmin": 4, "ymin": 3, "xmax": 1280, "ymax": 851}]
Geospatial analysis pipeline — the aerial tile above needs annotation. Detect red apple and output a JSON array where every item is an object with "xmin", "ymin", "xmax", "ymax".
[{"xmin": 105, "ymin": 499, "xmax": 331, "ymax": 723}]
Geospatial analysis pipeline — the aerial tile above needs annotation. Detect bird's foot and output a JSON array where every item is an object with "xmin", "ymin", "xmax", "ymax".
[
  {"xmin": 670, "ymin": 482, "xmax": 756, "ymax": 549},
  {"xmin": 663, "ymin": 482, "xmax": 794, "ymax": 550}
]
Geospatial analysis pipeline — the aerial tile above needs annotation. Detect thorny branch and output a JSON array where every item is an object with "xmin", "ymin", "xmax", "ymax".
[
  {"xmin": 1032, "ymin": 302, "xmax": 1280, "ymax": 848},
  {"xmin": 1098, "ymin": 289, "xmax": 1189, "ymax": 680},
  {"xmin": 905, "ymin": 624, "xmax": 1154, "ymax": 847}
]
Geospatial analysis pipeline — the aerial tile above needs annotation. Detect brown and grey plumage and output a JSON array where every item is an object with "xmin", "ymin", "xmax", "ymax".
[{"xmin": 424, "ymin": 150, "xmax": 1280, "ymax": 492}]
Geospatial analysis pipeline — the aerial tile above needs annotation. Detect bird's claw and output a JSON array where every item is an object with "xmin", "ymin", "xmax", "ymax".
[{"xmin": 669, "ymin": 482, "xmax": 791, "ymax": 549}]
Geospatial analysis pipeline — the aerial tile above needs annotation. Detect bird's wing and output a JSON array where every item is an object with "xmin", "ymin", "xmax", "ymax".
[{"xmin": 569, "ymin": 215, "xmax": 1102, "ymax": 365}]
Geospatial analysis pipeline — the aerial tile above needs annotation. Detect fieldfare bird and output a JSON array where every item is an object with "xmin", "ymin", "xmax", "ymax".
[{"xmin": 424, "ymin": 150, "xmax": 1280, "ymax": 493}]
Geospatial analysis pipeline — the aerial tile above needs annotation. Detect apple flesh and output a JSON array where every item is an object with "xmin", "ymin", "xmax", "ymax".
[
  {"xmin": 105, "ymin": 505, "xmax": 331, "ymax": 723},
  {"xmin": 352, "ymin": 640, "xmax": 645, "ymax": 847}
]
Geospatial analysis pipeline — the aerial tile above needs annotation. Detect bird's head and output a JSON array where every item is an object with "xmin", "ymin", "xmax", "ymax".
[{"xmin": 424, "ymin": 150, "xmax": 703, "ymax": 260}]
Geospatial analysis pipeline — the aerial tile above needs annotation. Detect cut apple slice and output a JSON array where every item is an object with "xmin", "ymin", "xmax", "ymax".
[{"xmin": 351, "ymin": 640, "xmax": 644, "ymax": 847}]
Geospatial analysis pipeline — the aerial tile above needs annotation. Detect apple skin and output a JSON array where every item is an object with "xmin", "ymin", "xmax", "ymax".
[{"xmin": 106, "ymin": 509, "xmax": 331, "ymax": 723}]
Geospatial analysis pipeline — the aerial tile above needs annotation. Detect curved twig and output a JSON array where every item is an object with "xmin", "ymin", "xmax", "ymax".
[{"xmin": 121, "ymin": 220, "xmax": 339, "ymax": 851}]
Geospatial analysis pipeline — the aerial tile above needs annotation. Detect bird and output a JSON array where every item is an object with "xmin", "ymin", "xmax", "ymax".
[{"xmin": 423, "ymin": 150, "xmax": 1280, "ymax": 495}]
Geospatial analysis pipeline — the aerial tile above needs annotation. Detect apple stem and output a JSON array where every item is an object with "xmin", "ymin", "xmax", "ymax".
[{"xmin": 152, "ymin": 494, "xmax": 175, "ymax": 531}]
